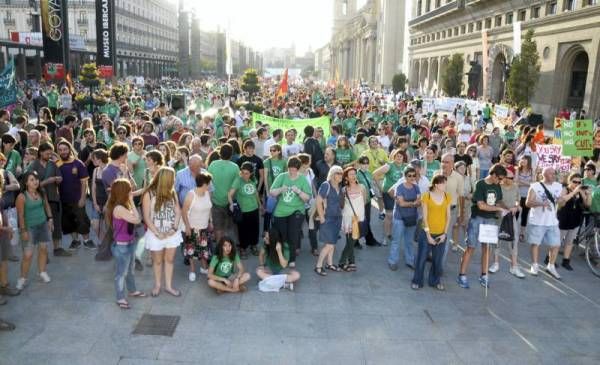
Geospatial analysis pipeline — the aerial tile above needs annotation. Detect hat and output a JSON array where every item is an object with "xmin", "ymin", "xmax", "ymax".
[{"xmin": 409, "ymin": 159, "xmax": 422, "ymax": 168}]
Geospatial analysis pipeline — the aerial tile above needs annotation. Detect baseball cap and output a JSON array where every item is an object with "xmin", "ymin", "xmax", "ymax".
[{"xmin": 409, "ymin": 159, "xmax": 422, "ymax": 168}]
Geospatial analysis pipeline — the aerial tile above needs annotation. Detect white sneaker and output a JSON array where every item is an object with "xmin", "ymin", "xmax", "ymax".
[
  {"xmin": 188, "ymin": 272, "xmax": 197, "ymax": 282},
  {"xmin": 510, "ymin": 266, "xmax": 526, "ymax": 279},
  {"xmin": 546, "ymin": 264, "xmax": 561, "ymax": 280},
  {"xmin": 451, "ymin": 244, "xmax": 459, "ymax": 252},
  {"xmin": 382, "ymin": 237, "xmax": 390, "ymax": 246},
  {"xmin": 283, "ymin": 282, "xmax": 294, "ymax": 291},
  {"xmin": 16, "ymin": 278, "xmax": 26, "ymax": 290},
  {"xmin": 39, "ymin": 272, "xmax": 51, "ymax": 283},
  {"xmin": 488, "ymin": 262, "xmax": 500, "ymax": 273},
  {"xmin": 530, "ymin": 263, "xmax": 539, "ymax": 276},
  {"xmin": 199, "ymin": 267, "xmax": 208, "ymax": 275},
  {"xmin": 359, "ymin": 237, "xmax": 366, "ymax": 245}
]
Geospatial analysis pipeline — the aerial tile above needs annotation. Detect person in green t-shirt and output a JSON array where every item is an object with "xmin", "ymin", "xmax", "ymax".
[
  {"xmin": 423, "ymin": 146, "xmax": 441, "ymax": 181},
  {"xmin": 583, "ymin": 163, "xmax": 598, "ymax": 187},
  {"xmin": 590, "ymin": 185, "xmax": 600, "ymax": 213},
  {"xmin": 47, "ymin": 86, "xmax": 59, "ymax": 111},
  {"xmin": 342, "ymin": 116, "xmax": 357, "ymax": 136},
  {"xmin": 335, "ymin": 136, "xmax": 355, "ymax": 166},
  {"xmin": 127, "ymin": 137, "xmax": 146, "ymax": 189},
  {"xmin": 207, "ymin": 144, "xmax": 240, "ymax": 241},
  {"xmin": 228, "ymin": 162, "xmax": 262, "ymax": 258},
  {"xmin": 269, "ymin": 156, "xmax": 312, "ymax": 266},
  {"xmin": 373, "ymin": 149, "xmax": 407, "ymax": 246},
  {"xmin": 256, "ymin": 229, "xmax": 300, "ymax": 290},
  {"xmin": 207, "ymin": 237, "xmax": 250, "ymax": 293}
]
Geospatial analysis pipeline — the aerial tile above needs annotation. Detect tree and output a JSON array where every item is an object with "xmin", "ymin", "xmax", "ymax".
[
  {"xmin": 391, "ymin": 73, "xmax": 408, "ymax": 94},
  {"xmin": 507, "ymin": 29, "xmax": 540, "ymax": 108},
  {"xmin": 241, "ymin": 68, "xmax": 260, "ymax": 101},
  {"xmin": 79, "ymin": 62, "xmax": 100, "ymax": 88},
  {"xmin": 441, "ymin": 53, "xmax": 464, "ymax": 97}
]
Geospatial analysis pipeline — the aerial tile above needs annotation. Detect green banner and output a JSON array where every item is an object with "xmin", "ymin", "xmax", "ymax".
[
  {"xmin": 252, "ymin": 112, "xmax": 331, "ymax": 143},
  {"xmin": 0, "ymin": 60, "xmax": 17, "ymax": 108},
  {"xmin": 561, "ymin": 119, "xmax": 593, "ymax": 157}
]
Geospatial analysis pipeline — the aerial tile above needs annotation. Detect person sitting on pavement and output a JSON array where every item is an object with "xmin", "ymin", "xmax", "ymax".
[{"xmin": 207, "ymin": 236, "xmax": 251, "ymax": 293}]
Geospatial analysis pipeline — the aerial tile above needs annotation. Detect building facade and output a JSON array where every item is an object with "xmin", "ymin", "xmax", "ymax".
[
  {"xmin": 408, "ymin": 0, "xmax": 600, "ymax": 119},
  {"xmin": 329, "ymin": 0, "xmax": 407, "ymax": 88},
  {"xmin": 315, "ymin": 44, "xmax": 331, "ymax": 81},
  {"xmin": 0, "ymin": 0, "xmax": 178, "ymax": 79}
]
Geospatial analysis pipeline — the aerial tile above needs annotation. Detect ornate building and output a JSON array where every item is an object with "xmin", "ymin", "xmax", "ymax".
[
  {"xmin": 408, "ymin": 0, "xmax": 600, "ymax": 119},
  {"xmin": 329, "ymin": 0, "xmax": 406, "ymax": 88}
]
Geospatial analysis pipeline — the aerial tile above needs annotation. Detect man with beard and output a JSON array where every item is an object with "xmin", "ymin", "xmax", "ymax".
[{"xmin": 56, "ymin": 140, "xmax": 93, "ymax": 250}]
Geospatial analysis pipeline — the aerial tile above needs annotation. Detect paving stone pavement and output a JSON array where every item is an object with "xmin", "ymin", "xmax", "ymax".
[{"xmin": 1, "ymin": 210, "xmax": 600, "ymax": 365}]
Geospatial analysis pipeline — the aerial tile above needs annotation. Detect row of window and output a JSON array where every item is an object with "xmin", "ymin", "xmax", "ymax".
[
  {"xmin": 416, "ymin": 0, "xmax": 597, "ymax": 17},
  {"xmin": 411, "ymin": 0, "xmax": 598, "ymax": 46}
]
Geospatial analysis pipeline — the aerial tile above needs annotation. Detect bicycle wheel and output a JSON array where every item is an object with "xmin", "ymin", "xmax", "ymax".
[{"xmin": 585, "ymin": 230, "xmax": 600, "ymax": 278}]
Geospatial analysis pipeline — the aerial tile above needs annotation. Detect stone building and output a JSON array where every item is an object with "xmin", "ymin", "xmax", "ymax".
[
  {"xmin": 408, "ymin": 0, "xmax": 600, "ymax": 119},
  {"xmin": 329, "ymin": 0, "xmax": 407, "ymax": 88}
]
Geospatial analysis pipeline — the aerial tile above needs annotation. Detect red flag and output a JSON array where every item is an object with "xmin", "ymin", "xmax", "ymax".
[{"xmin": 273, "ymin": 68, "xmax": 288, "ymax": 107}]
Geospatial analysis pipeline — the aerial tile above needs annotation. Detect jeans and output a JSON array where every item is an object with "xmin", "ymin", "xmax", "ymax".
[
  {"xmin": 412, "ymin": 229, "xmax": 446, "ymax": 287},
  {"xmin": 272, "ymin": 211, "xmax": 305, "ymax": 263},
  {"xmin": 111, "ymin": 243, "xmax": 137, "ymax": 301},
  {"xmin": 441, "ymin": 207, "xmax": 458, "ymax": 273},
  {"xmin": 388, "ymin": 218, "xmax": 417, "ymax": 266},
  {"xmin": 339, "ymin": 234, "xmax": 356, "ymax": 265}
]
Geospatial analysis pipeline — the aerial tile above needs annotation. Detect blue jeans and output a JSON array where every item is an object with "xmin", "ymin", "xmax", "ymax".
[
  {"xmin": 412, "ymin": 229, "xmax": 446, "ymax": 287},
  {"xmin": 111, "ymin": 243, "xmax": 137, "ymax": 301},
  {"xmin": 388, "ymin": 218, "xmax": 417, "ymax": 266}
]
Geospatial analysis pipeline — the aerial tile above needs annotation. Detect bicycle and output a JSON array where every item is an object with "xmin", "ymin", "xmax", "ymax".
[{"xmin": 574, "ymin": 213, "xmax": 600, "ymax": 278}]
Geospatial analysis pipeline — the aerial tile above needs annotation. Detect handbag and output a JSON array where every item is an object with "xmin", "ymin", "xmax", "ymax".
[
  {"xmin": 265, "ymin": 160, "xmax": 279, "ymax": 214},
  {"xmin": 229, "ymin": 201, "xmax": 243, "ymax": 224},
  {"xmin": 499, "ymin": 212, "xmax": 515, "ymax": 242},
  {"xmin": 345, "ymin": 188, "xmax": 361, "ymax": 240}
]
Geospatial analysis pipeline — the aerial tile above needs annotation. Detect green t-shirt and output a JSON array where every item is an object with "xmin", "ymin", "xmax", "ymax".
[
  {"xmin": 424, "ymin": 160, "xmax": 441, "ymax": 181},
  {"xmin": 47, "ymin": 91, "xmax": 59, "ymax": 108},
  {"xmin": 471, "ymin": 179, "xmax": 503, "ymax": 219},
  {"xmin": 6, "ymin": 150, "xmax": 22, "ymax": 176},
  {"xmin": 270, "ymin": 172, "xmax": 312, "ymax": 217},
  {"xmin": 591, "ymin": 186, "xmax": 600, "ymax": 213},
  {"xmin": 583, "ymin": 177, "xmax": 597, "ymax": 187},
  {"xmin": 208, "ymin": 160, "xmax": 240, "ymax": 207},
  {"xmin": 342, "ymin": 118, "xmax": 357, "ymax": 136},
  {"xmin": 264, "ymin": 158, "xmax": 287, "ymax": 188},
  {"xmin": 336, "ymin": 148, "xmax": 355, "ymax": 166},
  {"xmin": 357, "ymin": 169, "xmax": 375, "ymax": 197},
  {"xmin": 264, "ymin": 243, "xmax": 290, "ymax": 273},
  {"xmin": 383, "ymin": 162, "xmax": 405, "ymax": 192},
  {"xmin": 209, "ymin": 254, "xmax": 240, "ymax": 278},
  {"xmin": 231, "ymin": 176, "xmax": 259, "ymax": 212},
  {"xmin": 483, "ymin": 105, "xmax": 492, "ymax": 119},
  {"xmin": 240, "ymin": 126, "xmax": 252, "ymax": 140},
  {"xmin": 127, "ymin": 151, "xmax": 146, "ymax": 189}
]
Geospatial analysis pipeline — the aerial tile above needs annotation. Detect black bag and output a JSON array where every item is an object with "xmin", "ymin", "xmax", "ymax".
[
  {"xmin": 0, "ymin": 170, "xmax": 16, "ymax": 209},
  {"xmin": 229, "ymin": 201, "xmax": 243, "ymax": 224},
  {"xmin": 498, "ymin": 212, "xmax": 515, "ymax": 242},
  {"xmin": 401, "ymin": 215, "xmax": 418, "ymax": 227}
]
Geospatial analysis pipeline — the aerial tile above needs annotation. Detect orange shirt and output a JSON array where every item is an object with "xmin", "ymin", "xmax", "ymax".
[{"xmin": 533, "ymin": 130, "xmax": 545, "ymax": 145}]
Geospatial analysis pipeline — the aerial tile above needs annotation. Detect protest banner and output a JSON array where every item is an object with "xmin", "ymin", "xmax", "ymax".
[
  {"xmin": 560, "ymin": 119, "xmax": 593, "ymax": 157},
  {"xmin": 537, "ymin": 144, "xmax": 571, "ymax": 172},
  {"xmin": 0, "ymin": 60, "xmax": 17, "ymax": 108},
  {"xmin": 494, "ymin": 105, "xmax": 509, "ymax": 118},
  {"xmin": 252, "ymin": 113, "xmax": 331, "ymax": 143}
]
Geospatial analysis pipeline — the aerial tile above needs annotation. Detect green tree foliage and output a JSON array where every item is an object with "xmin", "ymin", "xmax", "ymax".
[
  {"xmin": 391, "ymin": 73, "xmax": 408, "ymax": 94},
  {"xmin": 441, "ymin": 54, "xmax": 464, "ymax": 97},
  {"xmin": 79, "ymin": 63, "xmax": 100, "ymax": 88},
  {"xmin": 507, "ymin": 29, "xmax": 540, "ymax": 108},
  {"xmin": 241, "ymin": 68, "xmax": 260, "ymax": 99}
]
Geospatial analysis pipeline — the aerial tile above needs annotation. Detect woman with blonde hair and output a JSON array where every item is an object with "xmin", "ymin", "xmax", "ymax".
[
  {"xmin": 106, "ymin": 179, "xmax": 145, "ymax": 309},
  {"xmin": 142, "ymin": 167, "xmax": 182, "ymax": 297}
]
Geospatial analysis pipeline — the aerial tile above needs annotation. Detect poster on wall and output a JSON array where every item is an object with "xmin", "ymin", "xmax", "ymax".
[
  {"xmin": 40, "ymin": 0, "xmax": 70, "ymax": 80},
  {"xmin": 95, "ymin": 0, "xmax": 117, "ymax": 78}
]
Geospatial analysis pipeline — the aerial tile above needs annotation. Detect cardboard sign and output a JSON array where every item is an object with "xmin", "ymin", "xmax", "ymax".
[
  {"xmin": 478, "ymin": 224, "xmax": 499, "ymax": 244},
  {"xmin": 559, "ymin": 119, "xmax": 593, "ymax": 157}
]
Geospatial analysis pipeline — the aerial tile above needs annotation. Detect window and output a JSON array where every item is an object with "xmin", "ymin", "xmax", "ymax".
[
  {"xmin": 485, "ymin": 17, "xmax": 492, "ymax": 28},
  {"xmin": 417, "ymin": 0, "xmax": 422, "ymax": 16},
  {"xmin": 476, "ymin": 21, "xmax": 482, "ymax": 31},
  {"xmin": 426, "ymin": 0, "xmax": 431, "ymax": 12},
  {"xmin": 436, "ymin": 0, "xmax": 441, "ymax": 7},
  {"xmin": 518, "ymin": 9, "xmax": 526, "ymax": 21},
  {"xmin": 564, "ymin": 0, "xmax": 576, "ymax": 11},
  {"xmin": 454, "ymin": 27, "xmax": 459, "ymax": 36},
  {"xmin": 532, "ymin": 6, "xmax": 541, "ymax": 18},
  {"xmin": 461, "ymin": 24, "xmax": 466, "ymax": 34},
  {"xmin": 468, "ymin": 23, "xmax": 474, "ymax": 32},
  {"xmin": 547, "ymin": 1, "xmax": 557, "ymax": 14},
  {"xmin": 584, "ymin": 0, "xmax": 596, "ymax": 6},
  {"xmin": 506, "ymin": 12, "xmax": 513, "ymax": 24},
  {"xmin": 495, "ymin": 15, "xmax": 502, "ymax": 26}
]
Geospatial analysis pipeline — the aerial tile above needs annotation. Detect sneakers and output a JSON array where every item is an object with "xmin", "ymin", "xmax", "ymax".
[
  {"xmin": 479, "ymin": 275, "xmax": 490, "ymax": 288},
  {"xmin": 289, "ymin": 262, "xmax": 296, "ymax": 268},
  {"xmin": 388, "ymin": 263, "xmax": 398, "ymax": 271},
  {"xmin": 0, "ymin": 285, "xmax": 20, "ymax": 296},
  {"xmin": 457, "ymin": 275, "xmax": 469, "ymax": 289},
  {"xmin": 488, "ymin": 262, "xmax": 500, "ymax": 273},
  {"xmin": 39, "ymin": 272, "xmax": 51, "ymax": 283},
  {"xmin": 53, "ymin": 248, "xmax": 72, "ymax": 257},
  {"xmin": 546, "ymin": 264, "xmax": 561, "ymax": 280},
  {"xmin": 69, "ymin": 240, "xmax": 82, "ymax": 250},
  {"xmin": 199, "ymin": 267, "xmax": 209, "ymax": 275},
  {"xmin": 561, "ymin": 258, "xmax": 574, "ymax": 271},
  {"xmin": 83, "ymin": 240, "xmax": 96, "ymax": 250},
  {"xmin": 188, "ymin": 272, "xmax": 197, "ymax": 282},
  {"xmin": 15, "ymin": 278, "xmax": 27, "ymax": 291},
  {"xmin": 530, "ymin": 263, "xmax": 539, "ymax": 276},
  {"xmin": 382, "ymin": 236, "xmax": 390, "ymax": 246},
  {"xmin": 510, "ymin": 266, "xmax": 526, "ymax": 279},
  {"xmin": 283, "ymin": 282, "xmax": 294, "ymax": 291}
]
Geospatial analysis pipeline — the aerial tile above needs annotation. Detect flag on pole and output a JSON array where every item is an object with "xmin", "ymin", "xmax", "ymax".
[
  {"xmin": 0, "ymin": 59, "xmax": 17, "ymax": 108},
  {"xmin": 273, "ymin": 68, "xmax": 288, "ymax": 107},
  {"xmin": 65, "ymin": 72, "xmax": 74, "ymax": 94}
]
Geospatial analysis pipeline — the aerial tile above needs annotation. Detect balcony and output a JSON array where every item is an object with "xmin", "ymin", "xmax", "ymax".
[
  {"xmin": 3, "ymin": 18, "xmax": 16, "ymax": 27},
  {"xmin": 409, "ymin": 1, "xmax": 459, "ymax": 27}
]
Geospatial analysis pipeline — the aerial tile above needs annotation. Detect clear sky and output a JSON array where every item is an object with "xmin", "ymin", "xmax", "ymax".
[{"xmin": 182, "ymin": 0, "xmax": 334, "ymax": 55}]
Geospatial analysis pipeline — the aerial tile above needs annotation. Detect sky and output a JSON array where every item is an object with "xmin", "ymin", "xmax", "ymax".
[{"xmin": 182, "ymin": 0, "xmax": 335, "ymax": 56}]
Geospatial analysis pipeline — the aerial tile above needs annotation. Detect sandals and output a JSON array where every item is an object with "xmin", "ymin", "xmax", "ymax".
[
  {"xmin": 339, "ymin": 264, "xmax": 351, "ymax": 272},
  {"xmin": 164, "ymin": 288, "xmax": 181, "ymax": 297},
  {"xmin": 325, "ymin": 264, "xmax": 341, "ymax": 272},
  {"xmin": 314, "ymin": 267, "xmax": 327, "ymax": 276},
  {"xmin": 116, "ymin": 301, "xmax": 130, "ymax": 310},
  {"xmin": 151, "ymin": 288, "xmax": 160, "ymax": 297},
  {"xmin": 129, "ymin": 291, "xmax": 147, "ymax": 298},
  {"xmin": 347, "ymin": 264, "xmax": 357, "ymax": 272}
]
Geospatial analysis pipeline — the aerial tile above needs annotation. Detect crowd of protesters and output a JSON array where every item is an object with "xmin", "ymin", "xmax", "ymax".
[{"xmin": 0, "ymin": 76, "xmax": 597, "ymax": 331}]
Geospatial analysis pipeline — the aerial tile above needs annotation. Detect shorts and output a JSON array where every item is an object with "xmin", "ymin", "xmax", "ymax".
[
  {"xmin": 48, "ymin": 201, "xmax": 62, "ymax": 241},
  {"xmin": 212, "ymin": 205, "xmax": 235, "ymax": 234},
  {"xmin": 467, "ymin": 216, "xmax": 498, "ymax": 248},
  {"xmin": 560, "ymin": 227, "xmax": 579, "ymax": 245},
  {"xmin": 61, "ymin": 202, "xmax": 91, "ymax": 235},
  {"xmin": 182, "ymin": 228, "xmax": 213, "ymax": 261},
  {"xmin": 144, "ymin": 230, "xmax": 181, "ymax": 251},
  {"xmin": 0, "ymin": 231, "xmax": 10, "ymax": 261},
  {"xmin": 527, "ymin": 224, "xmax": 560, "ymax": 247},
  {"xmin": 21, "ymin": 222, "xmax": 51, "ymax": 251},
  {"xmin": 383, "ymin": 192, "xmax": 395, "ymax": 211}
]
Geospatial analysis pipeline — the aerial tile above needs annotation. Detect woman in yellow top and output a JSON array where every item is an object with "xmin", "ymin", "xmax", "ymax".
[{"xmin": 411, "ymin": 174, "xmax": 451, "ymax": 291}]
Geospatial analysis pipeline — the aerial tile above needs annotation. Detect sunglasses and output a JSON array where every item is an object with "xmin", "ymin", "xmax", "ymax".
[
  {"xmin": 118, "ymin": 131, "xmax": 126, "ymax": 135},
  {"xmin": 572, "ymin": 180, "xmax": 582, "ymax": 184},
  {"xmin": 505, "ymin": 177, "xmax": 514, "ymax": 180},
  {"xmin": 406, "ymin": 174, "xmax": 416, "ymax": 178}
]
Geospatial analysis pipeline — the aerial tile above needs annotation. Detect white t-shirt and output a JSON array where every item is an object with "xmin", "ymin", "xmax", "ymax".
[
  {"xmin": 527, "ymin": 181, "xmax": 562, "ymax": 226},
  {"xmin": 282, "ymin": 143, "xmax": 303, "ymax": 159},
  {"xmin": 263, "ymin": 138, "xmax": 277, "ymax": 158},
  {"xmin": 377, "ymin": 135, "xmax": 391, "ymax": 150},
  {"xmin": 457, "ymin": 122, "xmax": 473, "ymax": 143}
]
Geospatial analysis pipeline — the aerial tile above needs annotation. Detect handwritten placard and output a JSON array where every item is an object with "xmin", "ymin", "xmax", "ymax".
[
  {"xmin": 537, "ymin": 144, "xmax": 572, "ymax": 172},
  {"xmin": 559, "ymin": 119, "xmax": 593, "ymax": 157}
]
